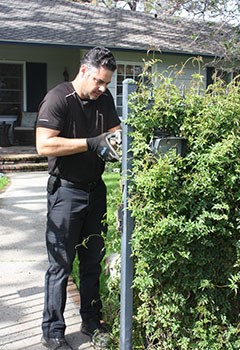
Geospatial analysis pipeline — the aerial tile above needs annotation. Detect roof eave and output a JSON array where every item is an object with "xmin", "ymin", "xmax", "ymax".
[{"xmin": 0, "ymin": 39, "xmax": 216, "ymax": 59}]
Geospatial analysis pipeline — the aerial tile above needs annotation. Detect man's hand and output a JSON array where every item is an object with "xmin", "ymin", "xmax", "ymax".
[{"xmin": 87, "ymin": 132, "xmax": 121, "ymax": 162}]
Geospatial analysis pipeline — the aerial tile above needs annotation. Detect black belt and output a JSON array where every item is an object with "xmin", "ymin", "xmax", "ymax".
[{"xmin": 58, "ymin": 177, "xmax": 100, "ymax": 191}]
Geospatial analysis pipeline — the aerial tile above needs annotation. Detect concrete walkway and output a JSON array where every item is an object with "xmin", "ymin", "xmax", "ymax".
[{"xmin": 0, "ymin": 171, "xmax": 94, "ymax": 350}]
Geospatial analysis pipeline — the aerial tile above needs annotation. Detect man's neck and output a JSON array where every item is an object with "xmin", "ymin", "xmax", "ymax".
[{"xmin": 72, "ymin": 76, "xmax": 86, "ymax": 99}]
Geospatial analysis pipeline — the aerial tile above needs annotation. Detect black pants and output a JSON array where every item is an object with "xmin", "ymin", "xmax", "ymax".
[{"xmin": 42, "ymin": 178, "xmax": 107, "ymax": 339}]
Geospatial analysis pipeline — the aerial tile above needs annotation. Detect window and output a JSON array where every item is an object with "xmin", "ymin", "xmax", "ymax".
[
  {"xmin": 116, "ymin": 63, "xmax": 142, "ymax": 117},
  {"xmin": 206, "ymin": 67, "xmax": 239, "ymax": 87},
  {"xmin": 0, "ymin": 63, "xmax": 23, "ymax": 115}
]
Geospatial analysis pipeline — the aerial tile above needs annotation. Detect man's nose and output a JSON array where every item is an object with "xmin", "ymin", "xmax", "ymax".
[{"xmin": 99, "ymin": 84, "xmax": 107, "ymax": 93}]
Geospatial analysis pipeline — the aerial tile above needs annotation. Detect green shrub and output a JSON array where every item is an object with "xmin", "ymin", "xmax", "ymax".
[{"xmin": 125, "ymin": 66, "xmax": 240, "ymax": 349}]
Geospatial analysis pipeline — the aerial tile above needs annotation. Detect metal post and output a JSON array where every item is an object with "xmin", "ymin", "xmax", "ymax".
[{"xmin": 120, "ymin": 79, "xmax": 136, "ymax": 350}]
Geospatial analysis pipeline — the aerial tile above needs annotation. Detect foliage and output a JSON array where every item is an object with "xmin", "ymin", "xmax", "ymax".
[
  {"xmin": 147, "ymin": 0, "xmax": 239, "ymax": 22},
  {"xmin": 76, "ymin": 0, "xmax": 239, "ymax": 22},
  {"xmin": 120, "ymin": 63, "xmax": 240, "ymax": 349}
]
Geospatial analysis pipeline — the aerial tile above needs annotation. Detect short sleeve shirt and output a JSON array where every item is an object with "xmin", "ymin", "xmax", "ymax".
[{"xmin": 36, "ymin": 82, "xmax": 121, "ymax": 183}]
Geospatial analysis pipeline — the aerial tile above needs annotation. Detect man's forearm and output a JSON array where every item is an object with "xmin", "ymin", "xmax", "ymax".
[
  {"xmin": 36, "ymin": 125, "xmax": 121, "ymax": 158},
  {"xmin": 36, "ymin": 135, "xmax": 88, "ymax": 157}
]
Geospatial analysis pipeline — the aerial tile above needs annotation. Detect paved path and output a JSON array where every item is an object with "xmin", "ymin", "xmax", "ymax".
[{"xmin": 0, "ymin": 171, "xmax": 94, "ymax": 350}]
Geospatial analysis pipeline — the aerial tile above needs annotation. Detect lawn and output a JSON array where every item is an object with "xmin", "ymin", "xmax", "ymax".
[{"xmin": 0, "ymin": 174, "xmax": 9, "ymax": 191}]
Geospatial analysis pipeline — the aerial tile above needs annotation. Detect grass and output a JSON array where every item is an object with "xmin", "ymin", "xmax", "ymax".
[{"xmin": 0, "ymin": 174, "xmax": 9, "ymax": 191}]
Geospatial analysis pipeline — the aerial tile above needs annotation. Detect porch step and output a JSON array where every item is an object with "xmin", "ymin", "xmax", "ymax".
[{"xmin": 0, "ymin": 153, "xmax": 48, "ymax": 172}]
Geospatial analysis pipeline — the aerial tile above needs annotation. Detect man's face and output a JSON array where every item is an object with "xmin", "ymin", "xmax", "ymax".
[{"xmin": 80, "ymin": 65, "xmax": 113, "ymax": 100}]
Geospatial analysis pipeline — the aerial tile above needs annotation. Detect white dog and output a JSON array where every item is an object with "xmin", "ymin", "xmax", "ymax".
[{"xmin": 104, "ymin": 252, "xmax": 120, "ymax": 279}]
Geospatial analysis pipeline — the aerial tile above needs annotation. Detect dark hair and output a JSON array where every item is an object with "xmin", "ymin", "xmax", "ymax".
[{"xmin": 81, "ymin": 47, "xmax": 117, "ymax": 72}]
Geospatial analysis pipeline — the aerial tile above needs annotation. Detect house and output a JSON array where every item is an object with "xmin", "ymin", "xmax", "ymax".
[{"xmin": 0, "ymin": 0, "xmax": 232, "ymax": 145}]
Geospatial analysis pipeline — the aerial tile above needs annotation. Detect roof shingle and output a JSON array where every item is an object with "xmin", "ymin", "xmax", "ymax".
[{"xmin": 0, "ymin": 0, "xmax": 234, "ymax": 57}]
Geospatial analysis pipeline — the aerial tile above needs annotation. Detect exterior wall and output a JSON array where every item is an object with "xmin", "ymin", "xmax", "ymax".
[
  {"xmin": 78, "ymin": 49, "xmax": 212, "ymax": 103},
  {"xmin": 0, "ymin": 44, "xmax": 212, "ymax": 112},
  {"xmin": 154, "ymin": 55, "xmax": 209, "ymax": 91},
  {"xmin": 0, "ymin": 43, "xmax": 80, "ymax": 90},
  {"xmin": 110, "ymin": 50, "xmax": 212, "ymax": 116},
  {"xmin": 112, "ymin": 49, "xmax": 211, "ymax": 91}
]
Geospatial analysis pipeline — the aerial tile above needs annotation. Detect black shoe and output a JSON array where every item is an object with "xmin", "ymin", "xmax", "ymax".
[
  {"xmin": 81, "ymin": 318, "xmax": 108, "ymax": 338},
  {"xmin": 41, "ymin": 336, "xmax": 73, "ymax": 350}
]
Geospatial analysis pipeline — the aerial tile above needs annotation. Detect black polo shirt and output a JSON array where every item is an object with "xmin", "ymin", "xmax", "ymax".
[{"xmin": 36, "ymin": 82, "xmax": 121, "ymax": 183}]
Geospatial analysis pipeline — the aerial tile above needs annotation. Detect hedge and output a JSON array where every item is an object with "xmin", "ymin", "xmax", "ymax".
[{"xmin": 105, "ymin": 60, "xmax": 240, "ymax": 349}]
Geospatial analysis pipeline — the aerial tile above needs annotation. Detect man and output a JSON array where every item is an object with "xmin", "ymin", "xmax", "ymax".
[{"xmin": 36, "ymin": 47, "xmax": 121, "ymax": 350}]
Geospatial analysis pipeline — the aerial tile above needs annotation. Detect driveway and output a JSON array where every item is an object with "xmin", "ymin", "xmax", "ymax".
[{"xmin": 0, "ymin": 171, "xmax": 94, "ymax": 349}]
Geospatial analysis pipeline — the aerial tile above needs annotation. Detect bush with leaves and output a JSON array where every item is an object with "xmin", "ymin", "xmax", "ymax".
[{"xmin": 121, "ymin": 63, "xmax": 240, "ymax": 349}]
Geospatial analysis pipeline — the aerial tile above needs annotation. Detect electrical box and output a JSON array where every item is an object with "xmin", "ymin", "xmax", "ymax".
[{"xmin": 150, "ymin": 133, "xmax": 187, "ymax": 158}]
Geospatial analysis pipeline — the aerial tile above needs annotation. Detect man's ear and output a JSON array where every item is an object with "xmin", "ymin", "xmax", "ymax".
[{"xmin": 80, "ymin": 64, "xmax": 88, "ymax": 76}]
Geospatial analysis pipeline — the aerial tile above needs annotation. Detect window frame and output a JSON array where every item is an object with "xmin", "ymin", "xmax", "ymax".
[
  {"xmin": 115, "ymin": 61, "xmax": 143, "ymax": 117},
  {"xmin": 0, "ymin": 60, "xmax": 26, "ymax": 115}
]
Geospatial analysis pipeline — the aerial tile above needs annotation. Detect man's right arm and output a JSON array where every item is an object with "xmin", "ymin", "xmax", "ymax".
[
  {"xmin": 36, "ymin": 127, "xmax": 120, "ymax": 162},
  {"xmin": 36, "ymin": 127, "xmax": 88, "ymax": 157}
]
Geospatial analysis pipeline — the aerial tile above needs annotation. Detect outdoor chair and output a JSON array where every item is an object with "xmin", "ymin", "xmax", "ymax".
[{"xmin": 14, "ymin": 111, "xmax": 38, "ymax": 146}]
